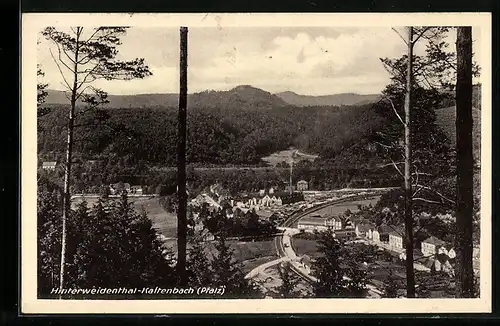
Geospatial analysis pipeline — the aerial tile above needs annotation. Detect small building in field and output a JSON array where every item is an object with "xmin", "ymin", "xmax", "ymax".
[
  {"xmin": 297, "ymin": 180, "xmax": 309, "ymax": 191},
  {"xmin": 42, "ymin": 161, "xmax": 57, "ymax": 170}
]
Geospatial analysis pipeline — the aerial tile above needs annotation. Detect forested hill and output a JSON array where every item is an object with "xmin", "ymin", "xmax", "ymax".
[
  {"xmin": 38, "ymin": 87, "xmax": 389, "ymax": 167},
  {"xmin": 44, "ymin": 85, "xmax": 288, "ymax": 109},
  {"xmin": 275, "ymin": 91, "xmax": 381, "ymax": 107},
  {"xmin": 43, "ymin": 85, "xmax": 380, "ymax": 109}
]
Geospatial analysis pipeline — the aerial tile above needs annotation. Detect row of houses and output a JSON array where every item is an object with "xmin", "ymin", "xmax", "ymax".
[
  {"xmin": 233, "ymin": 191, "xmax": 304, "ymax": 209},
  {"xmin": 108, "ymin": 183, "xmax": 143, "ymax": 195},
  {"xmin": 354, "ymin": 222, "xmax": 455, "ymax": 258},
  {"xmin": 297, "ymin": 213, "xmax": 460, "ymax": 275},
  {"xmin": 191, "ymin": 184, "xmax": 306, "ymax": 215}
]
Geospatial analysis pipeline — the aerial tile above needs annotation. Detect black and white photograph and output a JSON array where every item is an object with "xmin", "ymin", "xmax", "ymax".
[{"xmin": 22, "ymin": 13, "xmax": 492, "ymax": 314}]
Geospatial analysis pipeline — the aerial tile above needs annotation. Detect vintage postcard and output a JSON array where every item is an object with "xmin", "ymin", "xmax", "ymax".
[{"xmin": 22, "ymin": 12, "xmax": 492, "ymax": 314}]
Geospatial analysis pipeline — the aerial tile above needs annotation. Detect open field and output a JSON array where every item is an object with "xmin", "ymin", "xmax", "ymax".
[
  {"xmin": 71, "ymin": 196, "xmax": 178, "ymax": 238},
  {"xmin": 261, "ymin": 148, "xmax": 319, "ymax": 167},
  {"xmin": 307, "ymin": 196, "xmax": 380, "ymax": 217}
]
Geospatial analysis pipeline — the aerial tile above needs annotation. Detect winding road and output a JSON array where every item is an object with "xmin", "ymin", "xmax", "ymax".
[{"xmin": 245, "ymin": 191, "xmax": 390, "ymax": 297}]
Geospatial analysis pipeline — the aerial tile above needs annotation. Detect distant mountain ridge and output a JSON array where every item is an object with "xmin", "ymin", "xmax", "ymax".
[
  {"xmin": 43, "ymin": 85, "xmax": 380, "ymax": 109},
  {"xmin": 44, "ymin": 90, "xmax": 179, "ymax": 108},
  {"xmin": 275, "ymin": 91, "xmax": 381, "ymax": 107}
]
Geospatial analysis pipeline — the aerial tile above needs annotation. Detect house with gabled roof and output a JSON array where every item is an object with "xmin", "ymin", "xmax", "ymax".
[
  {"xmin": 325, "ymin": 215, "xmax": 342, "ymax": 230},
  {"xmin": 421, "ymin": 236, "xmax": 446, "ymax": 257},
  {"xmin": 372, "ymin": 225, "xmax": 392, "ymax": 243},
  {"xmin": 355, "ymin": 222, "xmax": 375, "ymax": 238}
]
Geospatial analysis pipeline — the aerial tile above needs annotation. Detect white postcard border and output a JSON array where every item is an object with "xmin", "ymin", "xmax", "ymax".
[{"xmin": 21, "ymin": 12, "xmax": 493, "ymax": 314}]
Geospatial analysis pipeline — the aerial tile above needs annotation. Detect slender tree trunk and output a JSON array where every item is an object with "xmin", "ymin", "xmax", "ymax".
[
  {"xmin": 59, "ymin": 28, "xmax": 81, "ymax": 296},
  {"xmin": 455, "ymin": 26, "xmax": 474, "ymax": 298},
  {"xmin": 177, "ymin": 26, "xmax": 188, "ymax": 286},
  {"xmin": 404, "ymin": 26, "xmax": 416, "ymax": 298}
]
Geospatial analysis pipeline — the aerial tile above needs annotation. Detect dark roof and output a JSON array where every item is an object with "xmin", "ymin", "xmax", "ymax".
[
  {"xmin": 423, "ymin": 236, "xmax": 446, "ymax": 246},
  {"xmin": 357, "ymin": 223, "xmax": 374, "ymax": 232},
  {"xmin": 388, "ymin": 226, "xmax": 405, "ymax": 237},
  {"xmin": 326, "ymin": 215, "xmax": 342, "ymax": 222},
  {"xmin": 376, "ymin": 225, "xmax": 393, "ymax": 234}
]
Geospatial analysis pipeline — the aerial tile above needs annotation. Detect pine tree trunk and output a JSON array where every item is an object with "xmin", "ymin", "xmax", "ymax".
[
  {"xmin": 59, "ymin": 28, "xmax": 80, "ymax": 295},
  {"xmin": 404, "ymin": 26, "xmax": 416, "ymax": 298},
  {"xmin": 455, "ymin": 26, "xmax": 474, "ymax": 298},
  {"xmin": 177, "ymin": 26, "xmax": 188, "ymax": 286}
]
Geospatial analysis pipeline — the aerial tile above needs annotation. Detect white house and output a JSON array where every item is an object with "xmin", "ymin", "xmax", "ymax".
[
  {"xmin": 297, "ymin": 180, "xmax": 309, "ymax": 191},
  {"xmin": 325, "ymin": 216, "xmax": 342, "ymax": 230},
  {"xmin": 131, "ymin": 185, "xmax": 143, "ymax": 195},
  {"xmin": 355, "ymin": 223, "xmax": 374, "ymax": 238},
  {"xmin": 259, "ymin": 194, "xmax": 272, "ymax": 207},
  {"xmin": 421, "ymin": 236, "xmax": 446, "ymax": 257},
  {"xmin": 297, "ymin": 216, "xmax": 328, "ymax": 232},
  {"xmin": 42, "ymin": 161, "xmax": 57, "ymax": 170},
  {"xmin": 388, "ymin": 227, "xmax": 405, "ymax": 251},
  {"xmin": 270, "ymin": 196, "xmax": 282, "ymax": 206}
]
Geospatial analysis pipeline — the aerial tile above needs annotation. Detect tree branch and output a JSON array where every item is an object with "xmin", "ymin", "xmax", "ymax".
[
  {"xmin": 55, "ymin": 41, "xmax": 76, "ymax": 73},
  {"xmin": 75, "ymin": 85, "xmax": 93, "ymax": 101},
  {"xmin": 76, "ymin": 63, "xmax": 100, "ymax": 91},
  {"xmin": 390, "ymin": 158, "xmax": 404, "ymax": 177},
  {"xmin": 49, "ymin": 48, "xmax": 73, "ymax": 91},
  {"xmin": 413, "ymin": 197, "xmax": 441, "ymax": 204},
  {"xmin": 386, "ymin": 98, "xmax": 406, "ymax": 126},
  {"xmin": 414, "ymin": 184, "xmax": 455, "ymax": 205},
  {"xmin": 412, "ymin": 27, "xmax": 432, "ymax": 44},
  {"xmin": 392, "ymin": 27, "xmax": 408, "ymax": 45}
]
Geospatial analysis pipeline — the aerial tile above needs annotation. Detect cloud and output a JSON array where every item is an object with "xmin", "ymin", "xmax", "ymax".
[
  {"xmin": 188, "ymin": 27, "xmax": 405, "ymax": 95},
  {"xmin": 38, "ymin": 26, "xmax": 482, "ymax": 96}
]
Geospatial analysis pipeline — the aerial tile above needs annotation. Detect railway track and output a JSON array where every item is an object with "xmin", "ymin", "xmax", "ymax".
[
  {"xmin": 276, "ymin": 191, "xmax": 389, "ymax": 293},
  {"xmin": 282, "ymin": 192, "xmax": 384, "ymax": 229}
]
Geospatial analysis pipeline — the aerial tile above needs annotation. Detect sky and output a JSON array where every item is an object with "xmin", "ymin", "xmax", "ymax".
[{"xmin": 37, "ymin": 26, "xmax": 482, "ymax": 96}]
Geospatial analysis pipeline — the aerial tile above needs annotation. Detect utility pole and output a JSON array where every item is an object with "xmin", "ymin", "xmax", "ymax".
[
  {"xmin": 177, "ymin": 26, "xmax": 188, "ymax": 286},
  {"xmin": 455, "ymin": 26, "xmax": 474, "ymax": 297},
  {"xmin": 403, "ymin": 26, "xmax": 416, "ymax": 298}
]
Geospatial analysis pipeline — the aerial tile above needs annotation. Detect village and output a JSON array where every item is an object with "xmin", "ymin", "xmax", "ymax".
[{"xmin": 41, "ymin": 157, "xmax": 480, "ymax": 282}]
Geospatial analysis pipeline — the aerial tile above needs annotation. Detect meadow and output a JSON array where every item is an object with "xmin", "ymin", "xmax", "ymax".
[{"xmin": 71, "ymin": 196, "xmax": 178, "ymax": 238}]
